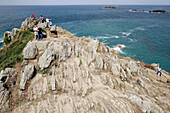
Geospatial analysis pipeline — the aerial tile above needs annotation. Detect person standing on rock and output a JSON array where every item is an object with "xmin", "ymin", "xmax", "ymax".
[
  {"xmin": 39, "ymin": 15, "xmax": 44, "ymax": 23},
  {"xmin": 38, "ymin": 27, "xmax": 43, "ymax": 40},
  {"xmin": 33, "ymin": 25, "xmax": 38, "ymax": 39},
  {"xmin": 157, "ymin": 63, "xmax": 162, "ymax": 76}
]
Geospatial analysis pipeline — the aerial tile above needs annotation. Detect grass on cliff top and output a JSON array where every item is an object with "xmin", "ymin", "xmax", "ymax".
[{"xmin": 0, "ymin": 30, "xmax": 34, "ymax": 71}]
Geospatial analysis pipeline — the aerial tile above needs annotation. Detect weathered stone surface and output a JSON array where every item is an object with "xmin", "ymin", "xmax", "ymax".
[
  {"xmin": 20, "ymin": 64, "xmax": 35, "ymax": 90},
  {"xmin": 127, "ymin": 93, "xmax": 164, "ymax": 113},
  {"xmin": 38, "ymin": 45, "xmax": 55, "ymax": 70},
  {"xmin": 59, "ymin": 39, "xmax": 72, "ymax": 61},
  {"xmin": 51, "ymin": 69, "xmax": 56, "ymax": 91},
  {"xmin": 35, "ymin": 41, "xmax": 49, "ymax": 51},
  {"xmin": 0, "ymin": 68, "xmax": 18, "ymax": 87},
  {"xmin": 37, "ymin": 22, "xmax": 47, "ymax": 29},
  {"xmin": 0, "ymin": 68, "xmax": 18, "ymax": 111},
  {"xmin": 21, "ymin": 17, "xmax": 34, "ymax": 29},
  {"xmin": 22, "ymin": 41, "xmax": 37, "ymax": 59}
]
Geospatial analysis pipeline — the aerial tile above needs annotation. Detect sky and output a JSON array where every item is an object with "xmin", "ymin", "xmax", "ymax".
[{"xmin": 0, "ymin": 0, "xmax": 170, "ymax": 5}]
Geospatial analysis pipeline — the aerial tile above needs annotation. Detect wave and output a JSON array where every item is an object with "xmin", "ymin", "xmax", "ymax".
[
  {"xmin": 95, "ymin": 35, "xmax": 120, "ymax": 39},
  {"xmin": 135, "ymin": 27, "xmax": 145, "ymax": 31},
  {"xmin": 121, "ymin": 32, "xmax": 131, "ymax": 37},
  {"xmin": 112, "ymin": 44, "xmax": 126, "ymax": 54},
  {"xmin": 0, "ymin": 40, "xmax": 3, "ymax": 43}
]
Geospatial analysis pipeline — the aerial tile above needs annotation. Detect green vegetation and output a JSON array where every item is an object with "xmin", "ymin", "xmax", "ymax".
[
  {"xmin": 3, "ymin": 33, "xmax": 10, "ymax": 46},
  {"xmin": 0, "ymin": 30, "xmax": 34, "ymax": 71}
]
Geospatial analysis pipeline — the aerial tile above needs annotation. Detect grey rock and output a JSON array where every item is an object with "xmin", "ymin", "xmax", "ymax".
[
  {"xmin": 50, "ymin": 25, "xmax": 56, "ymax": 32},
  {"xmin": 0, "ymin": 68, "xmax": 18, "ymax": 87},
  {"xmin": 35, "ymin": 41, "xmax": 49, "ymax": 51},
  {"xmin": 38, "ymin": 44, "xmax": 55, "ymax": 70},
  {"xmin": 74, "ymin": 42, "xmax": 80, "ymax": 57},
  {"xmin": 51, "ymin": 69, "xmax": 56, "ymax": 91},
  {"xmin": 37, "ymin": 22, "xmax": 47, "ymax": 29},
  {"xmin": 127, "ymin": 93, "xmax": 163, "ymax": 113},
  {"xmin": 20, "ymin": 64, "xmax": 35, "ymax": 90},
  {"xmin": 59, "ymin": 39, "xmax": 72, "ymax": 61},
  {"xmin": 22, "ymin": 41, "xmax": 37, "ymax": 59},
  {"xmin": 21, "ymin": 17, "xmax": 34, "ymax": 29}
]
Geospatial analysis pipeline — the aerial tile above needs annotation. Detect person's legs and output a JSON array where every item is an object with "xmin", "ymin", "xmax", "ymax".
[
  {"xmin": 40, "ymin": 33, "xmax": 43, "ymax": 40},
  {"xmin": 157, "ymin": 71, "xmax": 159, "ymax": 75},
  {"xmin": 160, "ymin": 71, "xmax": 162, "ymax": 76},
  {"xmin": 38, "ymin": 34, "xmax": 40, "ymax": 40}
]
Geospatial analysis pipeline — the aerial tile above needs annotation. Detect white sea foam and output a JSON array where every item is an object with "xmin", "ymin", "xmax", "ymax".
[
  {"xmin": 112, "ymin": 44, "xmax": 126, "ymax": 54},
  {"xmin": 136, "ymin": 27, "xmax": 145, "ymax": 31},
  {"xmin": 112, "ymin": 35, "xmax": 119, "ymax": 38},
  {"xmin": 121, "ymin": 32, "xmax": 131, "ymax": 37},
  {"xmin": 0, "ymin": 40, "xmax": 3, "ymax": 43}
]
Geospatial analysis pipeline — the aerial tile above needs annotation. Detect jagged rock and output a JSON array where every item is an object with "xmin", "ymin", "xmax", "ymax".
[
  {"xmin": 12, "ymin": 28, "xmax": 19, "ymax": 36},
  {"xmin": 74, "ymin": 42, "xmax": 80, "ymax": 57},
  {"xmin": 21, "ymin": 17, "xmax": 34, "ymax": 29},
  {"xmin": 22, "ymin": 41, "xmax": 37, "ymax": 59},
  {"xmin": 51, "ymin": 69, "xmax": 56, "ymax": 91},
  {"xmin": 0, "ymin": 68, "xmax": 17, "ymax": 111},
  {"xmin": 38, "ymin": 44, "xmax": 55, "ymax": 70},
  {"xmin": 59, "ymin": 39, "xmax": 72, "ymax": 61},
  {"xmin": 136, "ymin": 79, "xmax": 145, "ymax": 87},
  {"xmin": 127, "ymin": 93, "xmax": 164, "ymax": 113},
  {"xmin": 96, "ymin": 55, "xmax": 103, "ymax": 69},
  {"xmin": 111, "ymin": 63, "xmax": 120, "ymax": 75},
  {"xmin": 0, "ymin": 68, "xmax": 18, "ymax": 87},
  {"xmin": 20, "ymin": 64, "xmax": 35, "ymax": 90}
]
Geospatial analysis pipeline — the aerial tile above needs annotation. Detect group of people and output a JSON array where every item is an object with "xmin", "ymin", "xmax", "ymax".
[
  {"xmin": 32, "ymin": 14, "xmax": 53, "ymax": 40},
  {"xmin": 39, "ymin": 15, "xmax": 52, "ymax": 27},
  {"xmin": 32, "ymin": 14, "xmax": 52, "ymax": 27}
]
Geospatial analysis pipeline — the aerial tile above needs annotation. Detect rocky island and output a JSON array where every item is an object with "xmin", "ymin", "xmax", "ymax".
[
  {"xmin": 104, "ymin": 5, "xmax": 116, "ymax": 9},
  {"xmin": 0, "ymin": 17, "xmax": 170, "ymax": 113},
  {"xmin": 129, "ymin": 9, "xmax": 170, "ymax": 14}
]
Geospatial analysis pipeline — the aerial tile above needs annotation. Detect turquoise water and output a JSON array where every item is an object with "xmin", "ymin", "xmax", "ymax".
[{"xmin": 0, "ymin": 5, "xmax": 170, "ymax": 72}]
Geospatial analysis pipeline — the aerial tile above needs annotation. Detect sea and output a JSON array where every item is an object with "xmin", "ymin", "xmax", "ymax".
[{"xmin": 0, "ymin": 5, "xmax": 170, "ymax": 72}]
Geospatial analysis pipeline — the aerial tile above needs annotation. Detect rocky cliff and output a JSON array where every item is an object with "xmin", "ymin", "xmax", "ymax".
[{"xmin": 0, "ymin": 18, "xmax": 170, "ymax": 113}]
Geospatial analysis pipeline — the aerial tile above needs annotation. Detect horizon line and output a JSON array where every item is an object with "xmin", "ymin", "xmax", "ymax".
[{"xmin": 0, "ymin": 4, "xmax": 170, "ymax": 6}]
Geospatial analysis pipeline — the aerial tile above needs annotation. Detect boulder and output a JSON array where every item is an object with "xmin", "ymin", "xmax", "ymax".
[
  {"xmin": 38, "ymin": 45, "xmax": 56, "ymax": 70},
  {"xmin": 20, "ymin": 64, "xmax": 35, "ymax": 90},
  {"xmin": 35, "ymin": 41, "xmax": 49, "ymax": 51},
  {"xmin": 22, "ymin": 41, "xmax": 37, "ymax": 59}
]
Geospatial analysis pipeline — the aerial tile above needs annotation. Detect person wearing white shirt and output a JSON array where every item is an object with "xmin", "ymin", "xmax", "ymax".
[
  {"xmin": 33, "ymin": 25, "xmax": 38, "ymax": 39},
  {"xmin": 157, "ymin": 63, "xmax": 162, "ymax": 76}
]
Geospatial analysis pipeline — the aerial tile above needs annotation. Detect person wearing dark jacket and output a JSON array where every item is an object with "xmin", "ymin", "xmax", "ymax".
[{"xmin": 38, "ymin": 27, "xmax": 42, "ymax": 40}]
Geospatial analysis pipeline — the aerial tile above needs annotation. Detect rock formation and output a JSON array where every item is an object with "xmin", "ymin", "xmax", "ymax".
[{"xmin": 0, "ymin": 17, "xmax": 170, "ymax": 113}]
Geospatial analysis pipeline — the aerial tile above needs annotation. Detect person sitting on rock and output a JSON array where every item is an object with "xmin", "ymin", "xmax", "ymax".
[
  {"xmin": 33, "ymin": 25, "xmax": 38, "ymax": 39},
  {"xmin": 39, "ymin": 15, "xmax": 44, "ymax": 23},
  {"xmin": 49, "ymin": 20, "xmax": 52, "ymax": 26},
  {"xmin": 38, "ymin": 27, "xmax": 43, "ymax": 40},
  {"xmin": 157, "ymin": 64, "xmax": 162, "ymax": 76}
]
